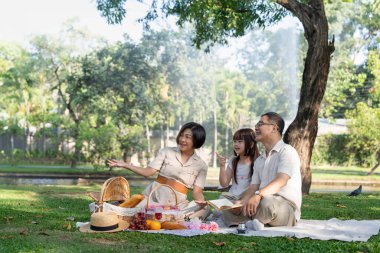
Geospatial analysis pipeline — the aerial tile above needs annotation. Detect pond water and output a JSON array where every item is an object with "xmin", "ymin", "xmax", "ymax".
[
  {"xmin": 0, "ymin": 176, "xmax": 379, "ymax": 193},
  {"xmin": 0, "ymin": 177, "xmax": 153, "ymax": 187}
]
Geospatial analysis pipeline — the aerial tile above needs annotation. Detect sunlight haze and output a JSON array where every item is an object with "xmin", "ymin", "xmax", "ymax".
[{"xmin": 0, "ymin": 0, "xmax": 145, "ymax": 44}]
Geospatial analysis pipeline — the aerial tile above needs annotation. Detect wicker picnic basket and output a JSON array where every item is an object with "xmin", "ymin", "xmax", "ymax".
[
  {"xmin": 89, "ymin": 176, "xmax": 130, "ymax": 203},
  {"xmin": 88, "ymin": 177, "xmax": 138, "ymax": 221},
  {"xmin": 145, "ymin": 184, "xmax": 185, "ymax": 222}
]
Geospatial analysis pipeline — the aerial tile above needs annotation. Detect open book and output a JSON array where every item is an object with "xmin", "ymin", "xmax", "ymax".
[{"xmin": 207, "ymin": 198, "xmax": 242, "ymax": 211}]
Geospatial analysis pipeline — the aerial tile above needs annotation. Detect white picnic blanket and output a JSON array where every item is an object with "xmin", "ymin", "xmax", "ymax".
[{"xmin": 135, "ymin": 218, "xmax": 380, "ymax": 242}]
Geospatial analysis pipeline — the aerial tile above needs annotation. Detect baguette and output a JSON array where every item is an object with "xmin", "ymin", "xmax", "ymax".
[
  {"xmin": 119, "ymin": 194, "xmax": 144, "ymax": 208},
  {"xmin": 161, "ymin": 221, "xmax": 187, "ymax": 230}
]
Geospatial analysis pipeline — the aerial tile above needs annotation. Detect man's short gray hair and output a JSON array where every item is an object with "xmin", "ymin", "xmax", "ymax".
[{"xmin": 261, "ymin": 112, "xmax": 285, "ymax": 135}]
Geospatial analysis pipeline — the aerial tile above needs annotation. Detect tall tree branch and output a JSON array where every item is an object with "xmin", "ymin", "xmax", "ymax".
[
  {"xmin": 53, "ymin": 66, "xmax": 79, "ymax": 123},
  {"xmin": 276, "ymin": 0, "xmax": 314, "ymax": 34}
]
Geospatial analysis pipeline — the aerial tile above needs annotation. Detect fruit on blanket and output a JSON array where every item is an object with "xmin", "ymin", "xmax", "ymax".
[
  {"xmin": 161, "ymin": 221, "xmax": 187, "ymax": 230},
  {"xmin": 129, "ymin": 214, "xmax": 148, "ymax": 230},
  {"xmin": 119, "ymin": 194, "xmax": 144, "ymax": 208},
  {"xmin": 149, "ymin": 221, "xmax": 161, "ymax": 230},
  {"xmin": 146, "ymin": 219, "xmax": 153, "ymax": 227}
]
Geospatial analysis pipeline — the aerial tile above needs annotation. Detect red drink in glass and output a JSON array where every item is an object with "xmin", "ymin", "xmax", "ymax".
[{"xmin": 154, "ymin": 212, "xmax": 162, "ymax": 220}]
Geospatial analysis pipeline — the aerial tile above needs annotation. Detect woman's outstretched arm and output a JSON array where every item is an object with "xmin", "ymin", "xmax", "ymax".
[{"xmin": 107, "ymin": 159, "xmax": 157, "ymax": 177}]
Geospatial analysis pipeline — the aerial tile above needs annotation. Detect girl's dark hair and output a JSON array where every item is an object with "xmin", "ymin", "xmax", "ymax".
[
  {"xmin": 176, "ymin": 122, "xmax": 206, "ymax": 149},
  {"xmin": 231, "ymin": 128, "xmax": 259, "ymax": 184}
]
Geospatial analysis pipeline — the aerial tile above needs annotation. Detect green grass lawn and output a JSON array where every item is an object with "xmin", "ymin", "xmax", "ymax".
[
  {"xmin": 0, "ymin": 184, "xmax": 379, "ymax": 253},
  {"xmin": 0, "ymin": 164, "xmax": 128, "ymax": 175},
  {"xmin": 311, "ymin": 165, "xmax": 380, "ymax": 181}
]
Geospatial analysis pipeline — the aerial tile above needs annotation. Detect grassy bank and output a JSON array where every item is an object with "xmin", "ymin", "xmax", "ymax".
[
  {"xmin": 0, "ymin": 184, "xmax": 379, "ymax": 253},
  {"xmin": 1, "ymin": 164, "xmax": 379, "ymax": 182},
  {"xmin": 207, "ymin": 165, "xmax": 380, "ymax": 182},
  {"xmin": 0, "ymin": 164, "xmax": 125, "ymax": 175}
]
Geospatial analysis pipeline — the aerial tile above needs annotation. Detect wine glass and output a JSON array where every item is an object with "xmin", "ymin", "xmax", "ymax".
[
  {"xmin": 154, "ymin": 207, "xmax": 163, "ymax": 221},
  {"xmin": 136, "ymin": 207, "xmax": 145, "ymax": 220}
]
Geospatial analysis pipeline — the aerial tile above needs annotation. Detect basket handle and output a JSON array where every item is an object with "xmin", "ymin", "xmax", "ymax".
[
  {"xmin": 99, "ymin": 177, "xmax": 113, "ymax": 203},
  {"xmin": 99, "ymin": 177, "xmax": 130, "ymax": 203},
  {"xmin": 146, "ymin": 184, "xmax": 178, "ymax": 208}
]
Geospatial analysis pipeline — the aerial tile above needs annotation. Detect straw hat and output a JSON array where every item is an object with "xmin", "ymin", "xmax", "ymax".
[{"xmin": 79, "ymin": 211, "xmax": 129, "ymax": 233}]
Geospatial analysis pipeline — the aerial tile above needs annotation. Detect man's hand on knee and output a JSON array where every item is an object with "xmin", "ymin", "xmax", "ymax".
[{"xmin": 243, "ymin": 195, "xmax": 261, "ymax": 217}]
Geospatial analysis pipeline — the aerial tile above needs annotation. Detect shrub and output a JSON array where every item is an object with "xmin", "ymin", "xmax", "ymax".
[{"xmin": 312, "ymin": 134, "xmax": 352, "ymax": 166}]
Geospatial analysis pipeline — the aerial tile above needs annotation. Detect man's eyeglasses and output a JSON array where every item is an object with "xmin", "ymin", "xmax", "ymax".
[{"xmin": 255, "ymin": 121, "xmax": 276, "ymax": 128}]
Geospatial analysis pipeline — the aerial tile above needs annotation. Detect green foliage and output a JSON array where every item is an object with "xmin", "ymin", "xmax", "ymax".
[
  {"xmin": 79, "ymin": 121, "xmax": 120, "ymax": 165},
  {"xmin": 314, "ymin": 103, "xmax": 380, "ymax": 167},
  {"xmin": 165, "ymin": 0, "xmax": 288, "ymax": 49},
  {"xmin": 312, "ymin": 134, "xmax": 352, "ymax": 166},
  {"xmin": 346, "ymin": 102, "xmax": 380, "ymax": 166},
  {"xmin": 0, "ymin": 42, "xmax": 42, "ymax": 143},
  {"xmin": 96, "ymin": 0, "xmax": 127, "ymax": 24},
  {"xmin": 96, "ymin": 1, "xmax": 288, "ymax": 49},
  {"xmin": 1, "ymin": 0, "xmax": 379, "ymax": 170},
  {"xmin": 367, "ymin": 50, "xmax": 380, "ymax": 106},
  {"xmin": 322, "ymin": 0, "xmax": 380, "ymax": 118},
  {"xmin": 0, "ymin": 120, "xmax": 6, "ymax": 134}
]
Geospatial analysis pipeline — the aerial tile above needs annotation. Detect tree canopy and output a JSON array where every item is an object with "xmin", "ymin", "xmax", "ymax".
[{"xmin": 0, "ymin": 0, "xmax": 378, "ymax": 185}]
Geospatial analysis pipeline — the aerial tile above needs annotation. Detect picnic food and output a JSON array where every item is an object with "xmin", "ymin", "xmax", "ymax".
[
  {"xmin": 149, "ymin": 221, "xmax": 161, "ymax": 230},
  {"xmin": 145, "ymin": 184, "xmax": 184, "ymax": 222},
  {"xmin": 119, "ymin": 194, "xmax": 144, "ymax": 208},
  {"xmin": 146, "ymin": 219, "xmax": 153, "ymax": 227},
  {"xmin": 129, "ymin": 212, "xmax": 148, "ymax": 230},
  {"xmin": 161, "ymin": 221, "xmax": 187, "ymax": 230}
]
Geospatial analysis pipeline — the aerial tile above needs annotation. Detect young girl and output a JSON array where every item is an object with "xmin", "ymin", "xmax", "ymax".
[{"xmin": 216, "ymin": 128, "xmax": 260, "ymax": 200}]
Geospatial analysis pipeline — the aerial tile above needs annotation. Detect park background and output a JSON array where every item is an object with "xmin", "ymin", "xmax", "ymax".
[
  {"xmin": 0, "ymin": 1, "xmax": 379, "ymax": 252},
  {"xmin": 0, "ymin": 0, "xmax": 378, "ymax": 178}
]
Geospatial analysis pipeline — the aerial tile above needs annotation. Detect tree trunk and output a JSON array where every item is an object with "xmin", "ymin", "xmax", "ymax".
[
  {"xmin": 146, "ymin": 123, "xmax": 151, "ymax": 154},
  {"xmin": 367, "ymin": 151, "xmax": 380, "ymax": 175},
  {"xmin": 213, "ymin": 104, "xmax": 218, "ymax": 168},
  {"xmin": 160, "ymin": 122, "xmax": 164, "ymax": 149},
  {"xmin": 165, "ymin": 118, "xmax": 169, "ymax": 147},
  {"xmin": 70, "ymin": 121, "xmax": 81, "ymax": 168},
  {"xmin": 121, "ymin": 148, "xmax": 133, "ymax": 172},
  {"xmin": 225, "ymin": 91, "xmax": 229, "ymax": 156},
  {"xmin": 10, "ymin": 133, "xmax": 14, "ymax": 161},
  {"xmin": 279, "ymin": 0, "xmax": 335, "ymax": 194}
]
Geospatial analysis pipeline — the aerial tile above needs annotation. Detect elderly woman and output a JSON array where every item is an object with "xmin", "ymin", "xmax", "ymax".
[{"xmin": 108, "ymin": 122, "xmax": 210, "ymax": 219}]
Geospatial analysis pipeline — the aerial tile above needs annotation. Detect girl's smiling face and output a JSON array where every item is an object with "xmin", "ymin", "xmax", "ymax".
[{"xmin": 233, "ymin": 139, "xmax": 246, "ymax": 156}]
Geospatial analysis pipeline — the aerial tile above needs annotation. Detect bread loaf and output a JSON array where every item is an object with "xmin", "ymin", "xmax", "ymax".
[
  {"xmin": 119, "ymin": 194, "xmax": 144, "ymax": 208},
  {"xmin": 161, "ymin": 221, "xmax": 187, "ymax": 230}
]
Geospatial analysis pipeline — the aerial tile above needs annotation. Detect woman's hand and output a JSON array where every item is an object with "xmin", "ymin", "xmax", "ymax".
[
  {"xmin": 195, "ymin": 200, "xmax": 208, "ymax": 207},
  {"xmin": 107, "ymin": 159, "xmax": 131, "ymax": 169},
  {"xmin": 107, "ymin": 160, "xmax": 157, "ymax": 177},
  {"xmin": 193, "ymin": 186, "xmax": 205, "ymax": 204}
]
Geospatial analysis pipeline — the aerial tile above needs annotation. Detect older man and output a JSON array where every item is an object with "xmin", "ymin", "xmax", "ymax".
[{"xmin": 223, "ymin": 112, "xmax": 302, "ymax": 230}]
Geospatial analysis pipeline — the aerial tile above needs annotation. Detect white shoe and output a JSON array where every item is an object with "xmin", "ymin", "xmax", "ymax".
[{"xmin": 245, "ymin": 219, "xmax": 264, "ymax": 231}]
